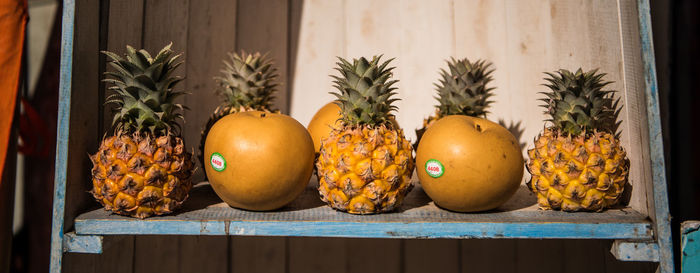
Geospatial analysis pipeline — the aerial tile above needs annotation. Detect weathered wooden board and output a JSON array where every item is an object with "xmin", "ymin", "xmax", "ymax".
[{"xmin": 74, "ymin": 182, "xmax": 652, "ymax": 239}]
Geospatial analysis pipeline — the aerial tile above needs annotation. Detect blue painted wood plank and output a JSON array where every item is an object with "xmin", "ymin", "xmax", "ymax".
[
  {"xmin": 682, "ymin": 221, "xmax": 700, "ymax": 272},
  {"xmin": 74, "ymin": 184, "xmax": 653, "ymax": 240},
  {"xmin": 63, "ymin": 232, "xmax": 103, "ymax": 254},
  {"xmin": 636, "ymin": 0, "xmax": 674, "ymax": 272},
  {"xmin": 50, "ymin": 0, "xmax": 75, "ymax": 272}
]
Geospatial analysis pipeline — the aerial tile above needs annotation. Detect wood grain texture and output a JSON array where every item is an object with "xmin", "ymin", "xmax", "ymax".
[
  {"xmin": 230, "ymin": 236, "xmax": 286, "ymax": 273},
  {"xmin": 102, "ymin": 0, "xmax": 144, "ymax": 135},
  {"xmin": 74, "ymin": 184, "xmax": 653, "ymax": 239},
  {"xmin": 288, "ymin": 237, "xmax": 346, "ymax": 273},
  {"xmin": 460, "ymin": 240, "xmax": 516, "ymax": 273},
  {"xmin": 288, "ymin": 0, "xmax": 345, "ymax": 126},
  {"xmin": 133, "ymin": 235, "xmax": 179, "ymax": 273},
  {"xmin": 515, "ymin": 240, "xmax": 565, "ymax": 273},
  {"xmin": 185, "ymin": 0, "xmax": 237, "ymax": 183},
  {"xmin": 132, "ymin": 1, "xmax": 190, "ymax": 272},
  {"xmin": 346, "ymin": 238, "xmax": 401, "ymax": 273},
  {"xmin": 236, "ymin": 0, "xmax": 289, "ymax": 113},
  {"xmin": 404, "ymin": 239, "xmax": 460, "ymax": 273},
  {"xmin": 179, "ymin": 236, "xmax": 229, "ymax": 273}
]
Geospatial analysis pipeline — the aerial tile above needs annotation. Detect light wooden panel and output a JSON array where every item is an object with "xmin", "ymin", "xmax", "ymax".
[
  {"xmin": 617, "ymin": 0, "xmax": 654, "ymax": 218},
  {"xmin": 288, "ymin": 0, "xmax": 345, "ymax": 127}
]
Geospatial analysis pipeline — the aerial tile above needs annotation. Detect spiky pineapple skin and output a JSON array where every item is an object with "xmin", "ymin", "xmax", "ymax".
[
  {"xmin": 316, "ymin": 124, "xmax": 414, "ymax": 214},
  {"xmin": 526, "ymin": 129, "xmax": 629, "ymax": 212},
  {"xmin": 414, "ymin": 110, "xmax": 440, "ymax": 150},
  {"xmin": 91, "ymin": 133, "xmax": 193, "ymax": 219}
]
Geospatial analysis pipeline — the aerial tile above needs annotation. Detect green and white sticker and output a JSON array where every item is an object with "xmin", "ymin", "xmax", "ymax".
[
  {"xmin": 425, "ymin": 159, "xmax": 445, "ymax": 178},
  {"xmin": 210, "ymin": 152, "xmax": 226, "ymax": 172}
]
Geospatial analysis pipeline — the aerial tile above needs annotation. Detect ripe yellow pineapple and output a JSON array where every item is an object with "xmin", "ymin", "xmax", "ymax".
[
  {"xmin": 414, "ymin": 58, "xmax": 494, "ymax": 148},
  {"xmin": 316, "ymin": 56, "xmax": 414, "ymax": 214},
  {"xmin": 90, "ymin": 44, "xmax": 194, "ymax": 219},
  {"xmin": 526, "ymin": 68, "xmax": 629, "ymax": 212},
  {"xmin": 199, "ymin": 52, "xmax": 278, "ymax": 175}
]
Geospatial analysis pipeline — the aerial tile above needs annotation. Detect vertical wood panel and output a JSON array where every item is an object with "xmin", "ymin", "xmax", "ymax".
[
  {"xmin": 618, "ymin": 0, "xmax": 654, "ymax": 216},
  {"xmin": 102, "ymin": 0, "xmax": 144, "ymax": 135},
  {"xmin": 180, "ymin": 1, "xmax": 237, "ymax": 269},
  {"xmin": 515, "ymin": 240, "xmax": 565, "ymax": 273},
  {"xmin": 346, "ymin": 239, "xmax": 401, "ymax": 273},
  {"xmin": 460, "ymin": 240, "xmax": 516, "ymax": 273},
  {"xmin": 133, "ymin": 235, "xmax": 179, "ymax": 273},
  {"xmin": 94, "ymin": 236, "xmax": 135, "ymax": 273},
  {"xmin": 404, "ymin": 240, "xmax": 460, "ymax": 273},
  {"xmin": 288, "ymin": 237, "xmax": 346, "ymax": 273},
  {"xmin": 230, "ymin": 3, "xmax": 290, "ymax": 271},
  {"xmin": 288, "ymin": 0, "xmax": 345, "ymax": 126},
  {"xmin": 184, "ymin": 0, "xmax": 237, "ymax": 182},
  {"xmin": 236, "ymin": 0, "xmax": 289, "ymax": 113},
  {"xmin": 230, "ymin": 236, "xmax": 286, "ymax": 273},
  {"xmin": 179, "ymin": 236, "xmax": 229, "ymax": 273},
  {"xmin": 562, "ymin": 240, "xmax": 606, "ymax": 273},
  {"xmin": 133, "ymin": 1, "xmax": 190, "ymax": 272}
]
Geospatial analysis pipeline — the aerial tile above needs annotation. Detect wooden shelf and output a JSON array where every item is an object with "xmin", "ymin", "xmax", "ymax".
[{"xmin": 74, "ymin": 180, "xmax": 652, "ymax": 240}]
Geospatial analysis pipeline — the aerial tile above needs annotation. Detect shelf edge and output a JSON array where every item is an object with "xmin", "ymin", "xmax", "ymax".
[{"xmin": 75, "ymin": 220, "xmax": 653, "ymax": 240}]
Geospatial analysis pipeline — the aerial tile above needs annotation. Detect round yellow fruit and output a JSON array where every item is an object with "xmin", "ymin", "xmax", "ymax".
[
  {"xmin": 307, "ymin": 102, "xmax": 342, "ymax": 153},
  {"xmin": 204, "ymin": 111, "xmax": 315, "ymax": 211},
  {"xmin": 416, "ymin": 115, "xmax": 523, "ymax": 212}
]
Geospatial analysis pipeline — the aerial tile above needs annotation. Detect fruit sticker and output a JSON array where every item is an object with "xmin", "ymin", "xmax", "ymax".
[
  {"xmin": 210, "ymin": 152, "xmax": 226, "ymax": 172},
  {"xmin": 425, "ymin": 159, "xmax": 444, "ymax": 178}
]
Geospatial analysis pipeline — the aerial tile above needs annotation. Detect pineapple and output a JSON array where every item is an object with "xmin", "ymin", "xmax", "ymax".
[
  {"xmin": 198, "ymin": 52, "xmax": 278, "ymax": 174},
  {"xmin": 526, "ymin": 68, "xmax": 629, "ymax": 212},
  {"xmin": 415, "ymin": 58, "xmax": 494, "ymax": 148},
  {"xmin": 90, "ymin": 43, "xmax": 194, "ymax": 219},
  {"xmin": 316, "ymin": 56, "xmax": 414, "ymax": 214}
]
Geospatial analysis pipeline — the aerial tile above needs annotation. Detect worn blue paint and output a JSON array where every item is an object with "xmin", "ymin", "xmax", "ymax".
[
  {"xmin": 75, "ymin": 219, "xmax": 653, "ymax": 240},
  {"xmin": 682, "ymin": 221, "xmax": 700, "ymax": 272},
  {"xmin": 637, "ymin": 0, "xmax": 674, "ymax": 272},
  {"xmin": 49, "ymin": 0, "xmax": 75, "ymax": 272},
  {"xmin": 63, "ymin": 232, "xmax": 103, "ymax": 254},
  {"xmin": 611, "ymin": 241, "xmax": 660, "ymax": 262}
]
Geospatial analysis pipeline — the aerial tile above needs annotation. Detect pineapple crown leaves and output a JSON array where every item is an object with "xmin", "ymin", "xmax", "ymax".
[
  {"xmin": 539, "ymin": 68, "xmax": 623, "ymax": 136},
  {"xmin": 214, "ymin": 51, "xmax": 278, "ymax": 111},
  {"xmin": 435, "ymin": 58, "xmax": 495, "ymax": 118},
  {"xmin": 102, "ymin": 43, "xmax": 187, "ymax": 136},
  {"xmin": 330, "ymin": 55, "xmax": 399, "ymax": 127}
]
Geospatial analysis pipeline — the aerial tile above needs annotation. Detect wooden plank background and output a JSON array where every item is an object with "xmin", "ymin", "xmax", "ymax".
[{"xmin": 63, "ymin": 0, "xmax": 658, "ymax": 272}]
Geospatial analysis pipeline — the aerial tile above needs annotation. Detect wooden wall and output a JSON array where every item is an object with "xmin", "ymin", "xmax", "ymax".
[{"xmin": 62, "ymin": 0, "xmax": 658, "ymax": 272}]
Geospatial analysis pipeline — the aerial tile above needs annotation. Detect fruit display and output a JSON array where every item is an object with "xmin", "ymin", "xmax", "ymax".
[
  {"xmin": 307, "ymin": 102, "xmax": 342, "ymax": 154},
  {"xmin": 204, "ymin": 111, "xmax": 314, "ymax": 211},
  {"xmin": 315, "ymin": 56, "xmax": 414, "ymax": 214},
  {"xmin": 526, "ymin": 68, "xmax": 629, "ymax": 212},
  {"xmin": 414, "ymin": 58, "xmax": 494, "ymax": 148},
  {"xmin": 199, "ymin": 52, "xmax": 278, "ymax": 178},
  {"xmin": 89, "ymin": 44, "xmax": 194, "ymax": 219}
]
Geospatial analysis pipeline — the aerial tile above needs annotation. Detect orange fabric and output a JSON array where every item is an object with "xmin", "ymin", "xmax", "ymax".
[{"xmin": 0, "ymin": 0, "xmax": 26, "ymax": 181}]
